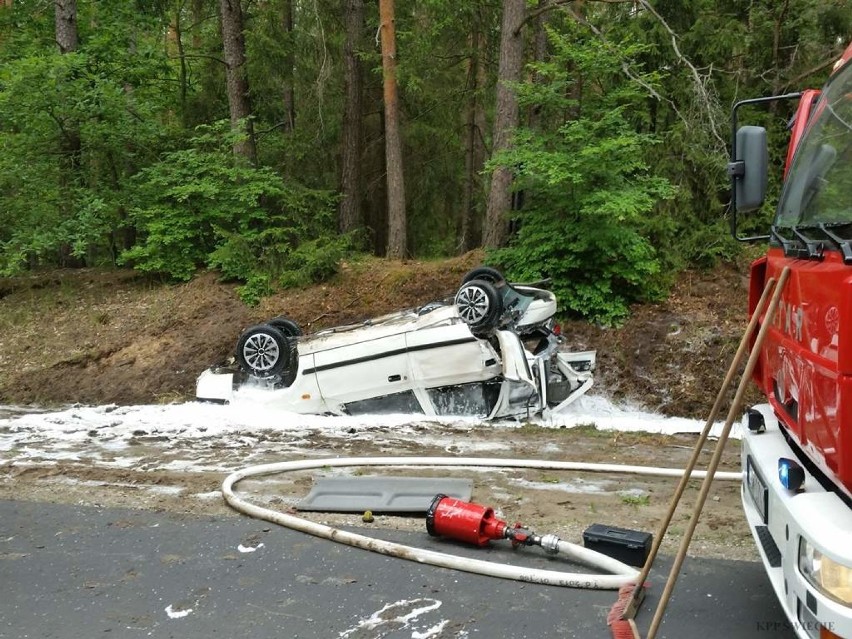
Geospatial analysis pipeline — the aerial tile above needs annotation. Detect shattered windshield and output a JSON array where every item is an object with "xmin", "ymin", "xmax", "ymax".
[{"xmin": 775, "ymin": 60, "xmax": 852, "ymax": 229}]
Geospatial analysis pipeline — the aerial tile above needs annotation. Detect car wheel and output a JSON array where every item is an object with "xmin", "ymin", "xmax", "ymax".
[
  {"xmin": 267, "ymin": 316, "xmax": 302, "ymax": 337},
  {"xmin": 461, "ymin": 267, "xmax": 505, "ymax": 286},
  {"xmin": 455, "ymin": 279, "xmax": 503, "ymax": 334},
  {"xmin": 235, "ymin": 324, "xmax": 294, "ymax": 378}
]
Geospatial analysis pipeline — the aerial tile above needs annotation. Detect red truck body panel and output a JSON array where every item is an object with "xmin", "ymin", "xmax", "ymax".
[
  {"xmin": 750, "ymin": 249, "xmax": 852, "ymax": 498},
  {"xmin": 746, "ymin": 42, "xmax": 852, "ymax": 499},
  {"xmin": 738, "ymin": 41, "xmax": 852, "ymax": 638}
]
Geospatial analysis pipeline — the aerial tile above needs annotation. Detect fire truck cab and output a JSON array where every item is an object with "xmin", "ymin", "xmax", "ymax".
[{"xmin": 732, "ymin": 45, "xmax": 852, "ymax": 639}]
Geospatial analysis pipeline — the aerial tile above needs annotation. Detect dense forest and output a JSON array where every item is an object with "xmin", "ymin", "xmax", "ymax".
[{"xmin": 0, "ymin": 0, "xmax": 849, "ymax": 322}]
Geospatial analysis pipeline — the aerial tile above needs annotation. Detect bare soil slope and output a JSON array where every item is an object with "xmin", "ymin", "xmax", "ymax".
[
  {"xmin": 0, "ymin": 252, "xmax": 756, "ymax": 417},
  {"xmin": 0, "ymin": 255, "xmax": 762, "ymax": 561}
]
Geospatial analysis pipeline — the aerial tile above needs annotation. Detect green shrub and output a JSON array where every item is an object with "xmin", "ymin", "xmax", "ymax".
[
  {"xmin": 123, "ymin": 122, "xmax": 349, "ymax": 304},
  {"xmin": 490, "ymin": 27, "xmax": 675, "ymax": 324}
]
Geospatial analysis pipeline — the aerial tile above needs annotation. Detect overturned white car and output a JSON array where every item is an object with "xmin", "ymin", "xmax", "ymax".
[{"xmin": 196, "ymin": 268, "xmax": 595, "ymax": 419}]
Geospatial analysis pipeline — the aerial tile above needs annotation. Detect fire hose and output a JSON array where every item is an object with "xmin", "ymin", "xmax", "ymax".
[{"xmin": 222, "ymin": 456, "xmax": 740, "ymax": 590}]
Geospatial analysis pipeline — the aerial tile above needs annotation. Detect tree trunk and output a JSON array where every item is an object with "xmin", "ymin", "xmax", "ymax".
[
  {"xmin": 565, "ymin": 0, "xmax": 584, "ymax": 123},
  {"xmin": 379, "ymin": 0, "xmax": 407, "ymax": 259},
  {"xmin": 483, "ymin": 0, "xmax": 525, "ymax": 249},
  {"xmin": 219, "ymin": 0, "xmax": 257, "ymax": 162},
  {"xmin": 769, "ymin": 0, "xmax": 791, "ymax": 110},
  {"xmin": 527, "ymin": 0, "xmax": 549, "ymax": 129},
  {"xmin": 459, "ymin": 19, "xmax": 487, "ymax": 253},
  {"xmin": 0, "ymin": 0, "xmax": 12, "ymax": 47},
  {"xmin": 280, "ymin": 0, "xmax": 296, "ymax": 132},
  {"xmin": 55, "ymin": 0, "xmax": 78, "ymax": 54},
  {"xmin": 364, "ymin": 82, "xmax": 387, "ymax": 255},
  {"xmin": 339, "ymin": 0, "xmax": 364, "ymax": 235},
  {"xmin": 191, "ymin": 0, "xmax": 205, "ymax": 49},
  {"xmin": 171, "ymin": 7, "xmax": 188, "ymax": 119},
  {"xmin": 55, "ymin": 0, "xmax": 83, "ymax": 267}
]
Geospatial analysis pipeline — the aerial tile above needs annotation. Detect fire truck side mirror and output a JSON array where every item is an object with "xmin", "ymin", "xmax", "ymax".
[{"xmin": 729, "ymin": 125, "xmax": 768, "ymax": 213}]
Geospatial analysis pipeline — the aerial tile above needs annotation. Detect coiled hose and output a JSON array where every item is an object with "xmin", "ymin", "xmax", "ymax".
[{"xmin": 222, "ymin": 456, "xmax": 739, "ymax": 590}]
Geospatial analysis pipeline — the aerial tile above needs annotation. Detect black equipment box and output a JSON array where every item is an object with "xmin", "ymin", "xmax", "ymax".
[{"xmin": 583, "ymin": 523, "xmax": 652, "ymax": 567}]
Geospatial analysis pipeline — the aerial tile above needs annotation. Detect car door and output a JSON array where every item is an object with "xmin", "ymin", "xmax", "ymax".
[
  {"xmin": 313, "ymin": 332, "xmax": 421, "ymax": 414},
  {"xmin": 406, "ymin": 322, "xmax": 502, "ymax": 417},
  {"xmin": 406, "ymin": 322, "xmax": 499, "ymax": 389},
  {"xmin": 490, "ymin": 330, "xmax": 540, "ymax": 418}
]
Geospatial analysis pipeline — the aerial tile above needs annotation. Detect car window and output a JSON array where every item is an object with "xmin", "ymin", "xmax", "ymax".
[
  {"xmin": 427, "ymin": 381, "xmax": 501, "ymax": 417},
  {"xmin": 503, "ymin": 379, "xmax": 540, "ymax": 414},
  {"xmin": 344, "ymin": 390, "xmax": 424, "ymax": 416}
]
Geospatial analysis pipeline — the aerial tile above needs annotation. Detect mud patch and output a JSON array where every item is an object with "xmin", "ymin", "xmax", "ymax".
[
  {"xmin": 0, "ymin": 253, "xmax": 757, "ymax": 417},
  {"xmin": 0, "ymin": 409, "xmax": 752, "ymax": 561}
]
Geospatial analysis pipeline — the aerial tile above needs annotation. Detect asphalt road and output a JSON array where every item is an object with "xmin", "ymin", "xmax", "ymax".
[{"xmin": 0, "ymin": 499, "xmax": 795, "ymax": 639}]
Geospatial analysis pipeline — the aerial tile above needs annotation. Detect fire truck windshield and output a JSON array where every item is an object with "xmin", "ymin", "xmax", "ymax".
[{"xmin": 775, "ymin": 60, "xmax": 852, "ymax": 230}]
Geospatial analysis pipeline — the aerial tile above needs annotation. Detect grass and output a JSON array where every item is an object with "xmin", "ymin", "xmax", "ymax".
[
  {"xmin": 155, "ymin": 390, "xmax": 186, "ymax": 405},
  {"xmin": 91, "ymin": 310, "xmax": 111, "ymax": 326},
  {"xmin": 621, "ymin": 494, "xmax": 651, "ymax": 507},
  {"xmin": 569, "ymin": 423, "xmax": 611, "ymax": 438},
  {"xmin": 515, "ymin": 421, "xmax": 606, "ymax": 437},
  {"xmin": 516, "ymin": 421, "xmax": 681, "ymax": 448},
  {"xmin": 0, "ymin": 285, "xmax": 75, "ymax": 330}
]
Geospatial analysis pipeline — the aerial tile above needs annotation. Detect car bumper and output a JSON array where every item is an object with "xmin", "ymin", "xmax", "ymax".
[
  {"xmin": 741, "ymin": 404, "xmax": 852, "ymax": 639},
  {"xmin": 196, "ymin": 368, "xmax": 234, "ymax": 404}
]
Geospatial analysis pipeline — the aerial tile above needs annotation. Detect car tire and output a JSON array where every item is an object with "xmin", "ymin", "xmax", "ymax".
[
  {"xmin": 455, "ymin": 279, "xmax": 503, "ymax": 335},
  {"xmin": 267, "ymin": 316, "xmax": 302, "ymax": 337},
  {"xmin": 461, "ymin": 267, "xmax": 505, "ymax": 286},
  {"xmin": 235, "ymin": 324, "xmax": 294, "ymax": 378}
]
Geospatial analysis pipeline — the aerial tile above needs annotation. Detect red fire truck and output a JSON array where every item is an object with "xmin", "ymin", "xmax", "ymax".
[{"xmin": 731, "ymin": 43, "xmax": 852, "ymax": 639}]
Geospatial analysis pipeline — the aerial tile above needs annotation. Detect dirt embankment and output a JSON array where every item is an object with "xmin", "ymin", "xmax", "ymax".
[
  {"xmin": 0, "ymin": 422, "xmax": 753, "ymax": 561},
  {"xmin": 0, "ymin": 254, "xmax": 762, "ymax": 561},
  {"xmin": 0, "ymin": 252, "xmax": 756, "ymax": 416}
]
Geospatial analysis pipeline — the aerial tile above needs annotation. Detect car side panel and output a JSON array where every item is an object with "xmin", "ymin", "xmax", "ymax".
[
  {"xmin": 489, "ymin": 330, "xmax": 540, "ymax": 418},
  {"xmin": 311, "ymin": 334, "xmax": 414, "ymax": 409},
  {"xmin": 406, "ymin": 324, "xmax": 500, "ymax": 389},
  {"xmin": 495, "ymin": 330, "xmax": 534, "ymax": 385},
  {"xmin": 279, "ymin": 353, "xmax": 327, "ymax": 413}
]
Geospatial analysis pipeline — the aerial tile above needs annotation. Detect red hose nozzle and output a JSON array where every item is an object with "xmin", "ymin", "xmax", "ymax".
[
  {"xmin": 426, "ymin": 495, "xmax": 562, "ymax": 554},
  {"xmin": 426, "ymin": 494, "xmax": 509, "ymax": 546}
]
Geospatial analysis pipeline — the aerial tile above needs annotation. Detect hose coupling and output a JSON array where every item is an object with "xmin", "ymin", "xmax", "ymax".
[{"xmin": 538, "ymin": 534, "xmax": 561, "ymax": 554}]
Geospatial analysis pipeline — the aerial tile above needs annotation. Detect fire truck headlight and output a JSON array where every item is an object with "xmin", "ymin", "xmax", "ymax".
[{"xmin": 799, "ymin": 539, "xmax": 852, "ymax": 607}]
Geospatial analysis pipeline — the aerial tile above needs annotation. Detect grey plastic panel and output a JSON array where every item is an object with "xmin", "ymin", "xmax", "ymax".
[{"xmin": 296, "ymin": 476, "xmax": 473, "ymax": 513}]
